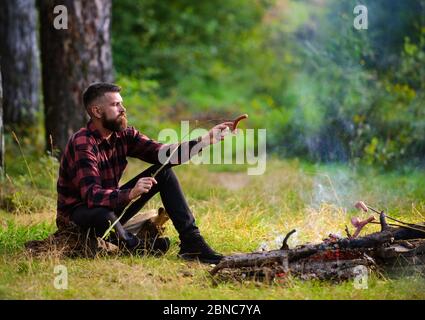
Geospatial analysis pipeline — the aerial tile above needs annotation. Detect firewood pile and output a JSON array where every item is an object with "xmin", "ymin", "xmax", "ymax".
[{"xmin": 210, "ymin": 202, "xmax": 425, "ymax": 283}]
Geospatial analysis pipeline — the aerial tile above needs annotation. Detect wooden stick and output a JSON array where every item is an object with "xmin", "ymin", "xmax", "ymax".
[
  {"xmin": 280, "ymin": 229, "xmax": 296, "ymax": 250},
  {"xmin": 232, "ymin": 114, "xmax": 248, "ymax": 131},
  {"xmin": 368, "ymin": 220, "xmax": 425, "ymax": 234}
]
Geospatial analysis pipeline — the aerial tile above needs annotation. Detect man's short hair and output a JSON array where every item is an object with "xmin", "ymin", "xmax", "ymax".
[{"xmin": 83, "ymin": 82, "xmax": 121, "ymax": 111}]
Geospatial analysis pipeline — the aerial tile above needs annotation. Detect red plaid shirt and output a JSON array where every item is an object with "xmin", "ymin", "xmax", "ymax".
[{"xmin": 56, "ymin": 120, "xmax": 199, "ymax": 228}]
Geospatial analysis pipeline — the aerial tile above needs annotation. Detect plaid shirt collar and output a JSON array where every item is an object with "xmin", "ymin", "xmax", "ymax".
[{"xmin": 87, "ymin": 119, "xmax": 118, "ymax": 148}]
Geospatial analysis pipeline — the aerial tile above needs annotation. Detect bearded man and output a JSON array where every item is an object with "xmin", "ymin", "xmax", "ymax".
[{"xmin": 56, "ymin": 82, "xmax": 233, "ymax": 264}]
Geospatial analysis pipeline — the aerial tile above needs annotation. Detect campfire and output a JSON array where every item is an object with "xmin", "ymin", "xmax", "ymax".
[{"xmin": 209, "ymin": 201, "xmax": 425, "ymax": 283}]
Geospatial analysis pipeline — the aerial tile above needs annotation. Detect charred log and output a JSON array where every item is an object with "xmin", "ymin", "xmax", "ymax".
[{"xmin": 210, "ymin": 214, "xmax": 425, "ymax": 282}]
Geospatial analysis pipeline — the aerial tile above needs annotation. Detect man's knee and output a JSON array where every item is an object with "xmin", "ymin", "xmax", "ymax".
[{"xmin": 90, "ymin": 208, "xmax": 119, "ymax": 237}]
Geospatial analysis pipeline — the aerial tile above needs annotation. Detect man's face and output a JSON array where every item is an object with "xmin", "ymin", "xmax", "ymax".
[{"xmin": 99, "ymin": 92, "xmax": 127, "ymax": 132}]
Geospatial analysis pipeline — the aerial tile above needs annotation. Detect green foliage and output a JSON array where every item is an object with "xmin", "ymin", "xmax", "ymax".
[
  {"xmin": 0, "ymin": 132, "xmax": 58, "ymax": 214},
  {"xmin": 0, "ymin": 219, "xmax": 54, "ymax": 253},
  {"xmin": 268, "ymin": 0, "xmax": 425, "ymax": 167},
  {"xmin": 112, "ymin": 0, "xmax": 424, "ymax": 168},
  {"xmin": 112, "ymin": 0, "xmax": 271, "ymax": 93}
]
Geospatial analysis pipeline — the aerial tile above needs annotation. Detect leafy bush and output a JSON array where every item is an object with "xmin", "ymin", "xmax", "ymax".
[{"xmin": 112, "ymin": 0, "xmax": 425, "ymax": 168}]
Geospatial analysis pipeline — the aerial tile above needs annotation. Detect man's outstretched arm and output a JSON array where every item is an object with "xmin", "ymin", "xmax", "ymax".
[{"xmin": 125, "ymin": 122, "xmax": 235, "ymax": 165}]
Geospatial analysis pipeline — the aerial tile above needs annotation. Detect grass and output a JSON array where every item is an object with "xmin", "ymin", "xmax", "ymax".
[{"xmin": 1, "ymin": 156, "xmax": 425, "ymax": 299}]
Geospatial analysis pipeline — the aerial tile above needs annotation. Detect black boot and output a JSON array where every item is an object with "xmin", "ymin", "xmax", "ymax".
[{"xmin": 178, "ymin": 233, "xmax": 224, "ymax": 264}]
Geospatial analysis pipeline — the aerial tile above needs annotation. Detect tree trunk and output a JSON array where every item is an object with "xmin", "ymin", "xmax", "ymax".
[
  {"xmin": 38, "ymin": 0, "xmax": 114, "ymax": 153},
  {"xmin": 0, "ymin": 0, "xmax": 40, "ymax": 129}
]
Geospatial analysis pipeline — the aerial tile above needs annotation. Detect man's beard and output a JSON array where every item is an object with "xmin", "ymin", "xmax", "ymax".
[{"xmin": 101, "ymin": 113, "xmax": 128, "ymax": 132}]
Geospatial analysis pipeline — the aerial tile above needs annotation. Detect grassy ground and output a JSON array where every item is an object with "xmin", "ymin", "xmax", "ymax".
[{"xmin": 1, "ymin": 157, "xmax": 425, "ymax": 299}]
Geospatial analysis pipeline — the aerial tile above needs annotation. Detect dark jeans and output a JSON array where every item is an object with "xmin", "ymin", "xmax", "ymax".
[{"xmin": 70, "ymin": 164, "xmax": 200, "ymax": 243}]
